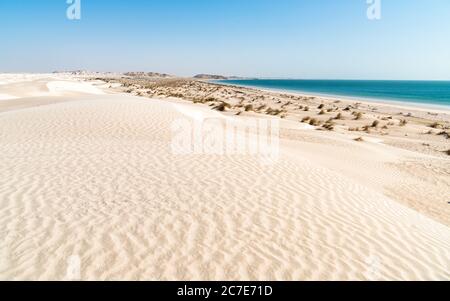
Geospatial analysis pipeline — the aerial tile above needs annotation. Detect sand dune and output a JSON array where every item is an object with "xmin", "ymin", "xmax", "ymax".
[
  {"xmin": 46, "ymin": 81, "xmax": 105, "ymax": 95},
  {"xmin": 0, "ymin": 75, "xmax": 449, "ymax": 280}
]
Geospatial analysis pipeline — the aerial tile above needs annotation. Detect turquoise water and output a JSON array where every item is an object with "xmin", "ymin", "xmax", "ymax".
[{"xmin": 217, "ymin": 80, "xmax": 450, "ymax": 108}]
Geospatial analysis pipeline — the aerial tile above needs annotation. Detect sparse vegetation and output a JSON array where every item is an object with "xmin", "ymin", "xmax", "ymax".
[
  {"xmin": 354, "ymin": 137, "xmax": 364, "ymax": 142},
  {"xmin": 437, "ymin": 131, "xmax": 450, "ymax": 139},
  {"xmin": 353, "ymin": 112, "xmax": 363, "ymax": 120},
  {"xmin": 168, "ymin": 92, "xmax": 185, "ymax": 98},
  {"xmin": 322, "ymin": 121, "xmax": 335, "ymax": 131},
  {"xmin": 213, "ymin": 102, "xmax": 231, "ymax": 112},
  {"xmin": 266, "ymin": 107, "xmax": 283, "ymax": 116},
  {"xmin": 244, "ymin": 104, "xmax": 253, "ymax": 112},
  {"xmin": 192, "ymin": 98, "xmax": 204, "ymax": 104},
  {"xmin": 429, "ymin": 122, "xmax": 443, "ymax": 129},
  {"xmin": 204, "ymin": 97, "xmax": 216, "ymax": 102},
  {"xmin": 256, "ymin": 104, "xmax": 267, "ymax": 111},
  {"xmin": 103, "ymin": 76, "xmax": 450, "ymax": 159},
  {"xmin": 309, "ymin": 118, "xmax": 320, "ymax": 126},
  {"xmin": 301, "ymin": 116, "xmax": 311, "ymax": 123},
  {"xmin": 282, "ymin": 101, "xmax": 292, "ymax": 108}
]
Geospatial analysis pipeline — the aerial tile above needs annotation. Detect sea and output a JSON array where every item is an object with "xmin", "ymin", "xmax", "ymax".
[{"xmin": 217, "ymin": 79, "xmax": 450, "ymax": 109}]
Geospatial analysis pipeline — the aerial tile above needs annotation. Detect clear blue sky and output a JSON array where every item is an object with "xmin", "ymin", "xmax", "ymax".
[{"xmin": 1, "ymin": 0, "xmax": 449, "ymax": 79}]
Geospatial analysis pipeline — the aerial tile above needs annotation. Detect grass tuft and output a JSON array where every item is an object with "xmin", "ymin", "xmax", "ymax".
[
  {"xmin": 301, "ymin": 116, "xmax": 311, "ymax": 123},
  {"xmin": 429, "ymin": 122, "xmax": 443, "ymax": 129},
  {"xmin": 244, "ymin": 104, "xmax": 253, "ymax": 112},
  {"xmin": 353, "ymin": 112, "xmax": 363, "ymax": 120},
  {"xmin": 213, "ymin": 102, "xmax": 231, "ymax": 112}
]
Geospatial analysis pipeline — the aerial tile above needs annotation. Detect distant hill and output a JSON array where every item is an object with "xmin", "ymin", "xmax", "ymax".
[
  {"xmin": 124, "ymin": 72, "xmax": 173, "ymax": 78},
  {"xmin": 193, "ymin": 74, "xmax": 230, "ymax": 80}
]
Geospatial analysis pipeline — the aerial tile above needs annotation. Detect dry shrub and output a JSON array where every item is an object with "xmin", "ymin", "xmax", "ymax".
[
  {"xmin": 266, "ymin": 108, "xmax": 283, "ymax": 116},
  {"xmin": 353, "ymin": 112, "xmax": 363, "ymax": 120},
  {"xmin": 301, "ymin": 116, "xmax": 311, "ymax": 123},
  {"xmin": 437, "ymin": 131, "xmax": 449, "ymax": 139},
  {"xmin": 322, "ymin": 121, "xmax": 335, "ymax": 131},
  {"xmin": 213, "ymin": 102, "xmax": 231, "ymax": 112},
  {"xmin": 244, "ymin": 104, "xmax": 253, "ymax": 111},
  {"xmin": 429, "ymin": 122, "xmax": 443, "ymax": 129},
  {"xmin": 309, "ymin": 118, "xmax": 320, "ymax": 126}
]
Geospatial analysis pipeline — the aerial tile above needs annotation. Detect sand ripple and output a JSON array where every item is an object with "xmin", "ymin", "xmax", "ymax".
[{"xmin": 0, "ymin": 93, "xmax": 449, "ymax": 280}]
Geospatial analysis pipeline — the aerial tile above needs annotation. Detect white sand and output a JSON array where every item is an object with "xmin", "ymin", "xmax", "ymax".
[
  {"xmin": 0, "ymin": 74, "xmax": 449, "ymax": 280},
  {"xmin": 0, "ymin": 94, "xmax": 19, "ymax": 101},
  {"xmin": 46, "ymin": 81, "xmax": 105, "ymax": 95}
]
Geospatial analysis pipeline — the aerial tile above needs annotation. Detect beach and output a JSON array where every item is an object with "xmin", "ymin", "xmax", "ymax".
[{"xmin": 0, "ymin": 73, "xmax": 449, "ymax": 280}]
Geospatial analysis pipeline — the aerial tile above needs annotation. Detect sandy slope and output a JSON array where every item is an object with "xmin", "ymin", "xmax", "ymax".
[{"xmin": 0, "ymin": 75, "xmax": 449, "ymax": 280}]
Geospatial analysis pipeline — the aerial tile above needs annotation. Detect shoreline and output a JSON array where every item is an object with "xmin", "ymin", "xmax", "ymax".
[
  {"xmin": 102, "ymin": 75, "xmax": 450, "ymax": 159},
  {"xmin": 213, "ymin": 80, "xmax": 450, "ymax": 114}
]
